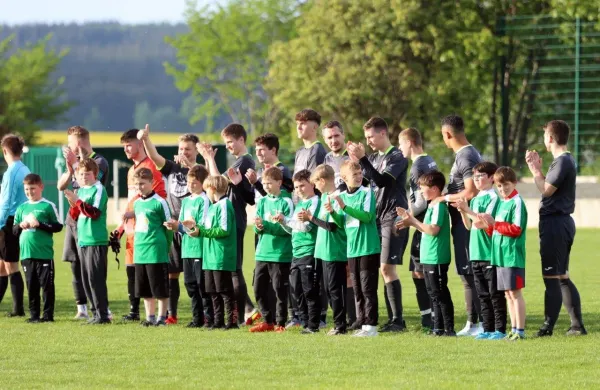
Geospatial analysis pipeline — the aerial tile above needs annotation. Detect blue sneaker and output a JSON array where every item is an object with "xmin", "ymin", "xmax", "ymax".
[
  {"xmin": 487, "ymin": 331, "xmax": 506, "ymax": 340},
  {"xmin": 475, "ymin": 332, "xmax": 491, "ymax": 340}
]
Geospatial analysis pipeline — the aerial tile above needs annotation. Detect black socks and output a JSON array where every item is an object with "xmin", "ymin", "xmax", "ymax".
[
  {"xmin": 385, "ymin": 280, "xmax": 403, "ymax": 324},
  {"xmin": 126, "ymin": 267, "xmax": 139, "ymax": 314},
  {"xmin": 543, "ymin": 278, "xmax": 562, "ymax": 328},
  {"xmin": 413, "ymin": 278, "xmax": 432, "ymax": 328},
  {"xmin": 10, "ymin": 272, "xmax": 24, "ymax": 314},
  {"xmin": 168, "ymin": 278, "xmax": 180, "ymax": 318},
  {"xmin": 560, "ymin": 279, "xmax": 584, "ymax": 329},
  {"xmin": 346, "ymin": 287, "xmax": 356, "ymax": 324}
]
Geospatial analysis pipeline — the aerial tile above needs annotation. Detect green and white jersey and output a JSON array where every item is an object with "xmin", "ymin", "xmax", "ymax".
[
  {"xmin": 255, "ymin": 194, "xmax": 294, "ymax": 262},
  {"xmin": 314, "ymin": 193, "xmax": 347, "ymax": 262},
  {"xmin": 14, "ymin": 198, "xmax": 60, "ymax": 260},
  {"xmin": 201, "ymin": 197, "xmax": 237, "ymax": 272},
  {"xmin": 77, "ymin": 181, "xmax": 108, "ymax": 247},
  {"xmin": 179, "ymin": 192, "xmax": 210, "ymax": 259},
  {"xmin": 491, "ymin": 191, "xmax": 527, "ymax": 269},
  {"xmin": 469, "ymin": 189, "xmax": 499, "ymax": 262},
  {"xmin": 133, "ymin": 193, "xmax": 171, "ymax": 264},
  {"xmin": 334, "ymin": 186, "xmax": 380, "ymax": 258},
  {"xmin": 420, "ymin": 202, "xmax": 451, "ymax": 265},
  {"xmin": 283, "ymin": 195, "xmax": 320, "ymax": 258}
]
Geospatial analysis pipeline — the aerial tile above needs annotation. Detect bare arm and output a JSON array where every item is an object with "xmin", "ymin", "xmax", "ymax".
[
  {"xmin": 412, "ymin": 220, "xmax": 441, "ymax": 236},
  {"xmin": 141, "ymin": 134, "xmax": 166, "ymax": 169},
  {"xmin": 57, "ymin": 167, "xmax": 73, "ymax": 191}
]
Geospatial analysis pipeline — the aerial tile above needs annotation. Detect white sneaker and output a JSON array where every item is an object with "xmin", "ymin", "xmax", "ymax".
[
  {"xmin": 353, "ymin": 325, "xmax": 378, "ymax": 337},
  {"xmin": 73, "ymin": 312, "xmax": 89, "ymax": 320},
  {"xmin": 457, "ymin": 322, "xmax": 476, "ymax": 336},
  {"xmin": 474, "ymin": 323, "xmax": 484, "ymax": 336},
  {"xmin": 107, "ymin": 309, "xmax": 114, "ymax": 321}
]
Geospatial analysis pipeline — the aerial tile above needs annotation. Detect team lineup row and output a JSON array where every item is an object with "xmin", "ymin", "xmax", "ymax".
[{"xmin": 0, "ymin": 111, "xmax": 586, "ymax": 338}]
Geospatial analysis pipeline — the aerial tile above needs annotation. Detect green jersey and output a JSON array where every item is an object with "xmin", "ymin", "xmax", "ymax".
[
  {"xmin": 314, "ymin": 193, "xmax": 347, "ymax": 262},
  {"xmin": 420, "ymin": 202, "xmax": 451, "ymax": 265},
  {"xmin": 201, "ymin": 197, "xmax": 237, "ymax": 272},
  {"xmin": 283, "ymin": 195, "xmax": 320, "ymax": 258},
  {"xmin": 491, "ymin": 191, "xmax": 527, "ymax": 269},
  {"xmin": 332, "ymin": 186, "xmax": 380, "ymax": 258},
  {"xmin": 469, "ymin": 189, "xmax": 499, "ymax": 262},
  {"xmin": 14, "ymin": 199, "xmax": 60, "ymax": 260},
  {"xmin": 76, "ymin": 182, "xmax": 108, "ymax": 247},
  {"xmin": 134, "ymin": 193, "xmax": 171, "ymax": 264},
  {"xmin": 255, "ymin": 193, "xmax": 294, "ymax": 262},
  {"xmin": 180, "ymin": 193, "xmax": 210, "ymax": 259}
]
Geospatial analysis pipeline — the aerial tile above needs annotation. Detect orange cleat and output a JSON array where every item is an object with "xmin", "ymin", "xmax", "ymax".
[
  {"xmin": 249, "ymin": 322, "xmax": 275, "ymax": 333},
  {"xmin": 165, "ymin": 316, "xmax": 178, "ymax": 325},
  {"xmin": 245, "ymin": 310, "xmax": 262, "ymax": 326},
  {"xmin": 274, "ymin": 325, "xmax": 285, "ymax": 333}
]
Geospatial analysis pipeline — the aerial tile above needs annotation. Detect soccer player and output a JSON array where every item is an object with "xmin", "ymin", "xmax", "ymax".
[
  {"xmin": 164, "ymin": 165, "xmax": 211, "ymax": 328},
  {"xmin": 198, "ymin": 124, "xmax": 257, "ymax": 325},
  {"xmin": 397, "ymin": 171, "xmax": 454, "ymax": 336},
  {"xmin": 13, "ymin": 174, "xmax": 63, "ymax": 323},
  {"xmin": 130, "ymin": 168, "xmax": 172, "ymax": 327},
  {"xmin": 250, "ymin": 167, "xmax": 294, "ymax": 333},
  {"xmin": 330, "ymin": 160, "xmax": 381, "ymax": 337},
  {"xmin": 276, "ymin": 170, "xmax": 321, "ymax": 334},
  {"xmin": 194, "ymin": 175, "xmax": 239, "ymax": 330},
  {"xmin": 304, "ymin": 165, "xmax": 348, "ymax": 335},
  {"xmin": 114, "ymin": 129, "xmax": 166, "ymax": 322},
  {"xmin": 526, "ymin": 120, "xmax": 586, "ymax": 336},
  {"xmin": 64, "ymin": 158, "xmax": 110, "ymax": 324},
  {"xmin": 0, "ymin": 134, "xmax": 30, "ymax": 317},
  {"xmin": 437, "ymin": 115, "xmax": 483, "ymax": 336},
  {"xmin": 453, "ymin": 162, "xmax": 507, "ymax": 340},
  {"xmin": 57, "ymin": 126, "xmax": 109, "ymax": 320},
  {"xmin": 397, "ymin": 127, "xmax": 438, "ymax": 331},
  {"xmin": 347, "ymin": 117, "xmax": 408, "ymax": 332},
  {"xmin": 479, "ymin": 167, "xmax": 528, "ymax": 341},
  {"xmin": 246, "ymin": 133, "xmax": 293, "ymax": 202},
  {"xmin": 139, "ymin": 124, "xmax": 200, "ymax": 325},
  {"xmin": 322, "ymin": 121, "xmax": 356, "ymax": 326}
]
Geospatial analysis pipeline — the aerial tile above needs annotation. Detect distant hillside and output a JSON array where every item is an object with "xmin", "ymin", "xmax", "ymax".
[{"xmin": 1, "ymin": 23, "xmax": 231, "ymax": 134}]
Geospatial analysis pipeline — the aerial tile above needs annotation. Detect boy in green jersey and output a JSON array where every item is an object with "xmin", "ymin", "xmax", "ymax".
[
  {"xmin": 164, "ymin": 165, "xmax": 211, "ymax": 328},
  {"xmin": 250, "ymin": 167, "xmax": 294, "ymax": 333},
  {"xmin": 131, "ymin": 168, "xmax": 172, "ymax": 326},
  {"xmin": 13, "ymin": 174, "xmax": 63, "ymax": 322},
  {"xmin": 301, "ymin": 165, "xmax": 348, "ymax": 335},
  {"xmin": 329, "ymin": 160, "xmax": 380, "ymax": 337},
  {"xmin": 275, "ymin": 169, "xmax": 321, "ymax": 333},
  {"xmin": 453, "ymin": 162, "xmax": 507, "ymax": 340},
  {"xmin": 190, "ymin": 175, "xmax": 238, "ymax": 330},
  {"xmin": 64, "ymin": 158, "xmax": 111, "ymax": 324},
  {"xmin": 397, "ymin": 171, "xmax": 454, "ymax": 336},
  {"xmin": 478, "ymin": 167, "xmax": 528, "ymax": 341}
]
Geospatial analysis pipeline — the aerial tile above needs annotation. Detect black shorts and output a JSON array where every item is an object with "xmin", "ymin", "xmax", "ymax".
[
  {"xmin": 539, "ymin": 215, "xmax": 575, "ymax": 276},
  {"xmin": 62, "ymin": 223, "xmax": 80, "ymax": 263},
  {"xmin": 0, "ymin": 216, "xmax": 19, "ymax": 263},
  {"xmin": 204, "ymin": 270, "xmax": 233, "ymax": 294},
  {"xmin": 409, "ymin": 230, "xmax": 423, "ymax": 273},
  {"xmin": 449, "ymin": 206, "xmax": 472, "ymax": 275},
  {"xmin": 168, "ymin": 232, "xmax": 183, "ymax": 273},
  {"xmin": 135, "ymin": 263, "xmax": 169, "ymax": 299},
  {"xmin": 496, "ymin": 267, "xmax": 525, "ymax": 291},
  {"xmin": 379, "ymin": 220, "xmax": 408, "ymax": 265}
]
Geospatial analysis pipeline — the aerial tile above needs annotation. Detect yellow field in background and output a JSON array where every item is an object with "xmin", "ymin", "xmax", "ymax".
[{"xmin": 36, "ymin": 131, "xmax": 222, "ymax": 146}]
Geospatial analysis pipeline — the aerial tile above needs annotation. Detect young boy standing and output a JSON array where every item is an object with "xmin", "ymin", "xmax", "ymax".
[
  {"xmin": 304, "ymin": 165, "xmax": 348, "ymax": 335},
  {"xmin": 131, "ymin": 168, "xmax": 172, "ymax": 327},
  {"xmin": 330, "ymin": 161, "xmax": 381, "ymax": 337},
  {"xmin": 164, "ymin": 165, "xmax": 211, "ymax": 328},
  {"xmin": 14, "ymin": 174, "xmax": 63, "ymax": 322},
  {"xmin": 276, "ymin": 169, "xmax": 321, "ymax": 333},
  {"xmin": 479, "ymin": 167, "xmax": 528, "ymax": 341},
  {"xmin": 194, "ymin": 175, "xmax": 238, "ymax": 330},
  {"xmin": 398, "ymin": 127, "xmax": 438, "ymax": 331},
  {"xmin": 250, "ymin": 167, "xmax": 294, "ymax": 333},
  {"xmin": 397, "ymin": 171, "xmax": 454, "ymax": 336},
  {"xmin": 454, "ymin": 162, "xmax": 507, "ymax": 340},
  {"xmin": 64, "ymin": 159, "xmax": 110, "ymax": 324}
]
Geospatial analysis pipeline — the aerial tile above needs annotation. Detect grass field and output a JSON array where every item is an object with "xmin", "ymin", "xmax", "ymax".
[{"xmin": 1, "ymin": 228, "xmax": 599, "ymax": 389}]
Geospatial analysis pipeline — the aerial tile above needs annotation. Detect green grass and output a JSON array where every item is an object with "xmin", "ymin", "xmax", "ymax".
[{"xmin": 2, "ymin": 229, "xmax": 600, "ymax": 389}]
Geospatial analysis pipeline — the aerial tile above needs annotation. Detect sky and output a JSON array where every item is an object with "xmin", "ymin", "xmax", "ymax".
[{"xmin": 0, "ymin": 0, "xmax": 219, "ymax": 25}]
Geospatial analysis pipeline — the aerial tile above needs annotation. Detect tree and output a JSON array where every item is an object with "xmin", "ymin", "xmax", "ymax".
[
  {"xmin": 164, "ymin": 0, "xmax": 300, "ymax": 140},
  {"xmin": 0, "ymin": 33, "xmax": 71, "ymax": 143}
]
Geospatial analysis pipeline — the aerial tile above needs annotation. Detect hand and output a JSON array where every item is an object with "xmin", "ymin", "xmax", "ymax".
[
  {"xmin": 395, "ymin": 219, "xmax": 410, "ymax": 230},
  {"xmin": 19, "ymin": 221, "xmax": 31, "ymax": 229},
  {"xmin": 323, "ymin": 200, "xmax": 334, "ymax": 213},
  {"xmin": 181, "ymin": 219, "xmax": 197, "ymax": 230},
  {"xmin": 349, "ymin": 141, "xmax": 366, "ymax": 159},
  {"xmin": 175, "ymin": 154, "xmax": 195, "ymax": 168},
  {"xmin": 272, "ymin": 213, "xmax": 285, "ymax": 223},
  {"xmin": 137, "ymin": 124, "xmax": 150, "ymax": 141},
  {"xmin": 29, "ymin": 218, "xmax": 40, "ymax": 228},
  {"xmin": 525, "ymin": 150, "xmax": 542, "ymax": 174},
  {"xmin": 163, "ymin": 219, "xmax": 179, "ymax": 230},
  {"xmin": 396, "ymin": 207, "xmax": 414, "ymax": 226},
  {"xmin": 477, "ymin": 213, "xmax": 495, "ymax": 226},
  {"xmin": 451, "ymin": 198, "xmax": 468, "ymax": 212},
  {"xmin": 63, "ymin": 147, "xmax": 77, "ymax": 166},
  {"xmin": 473, "ymin": 219, "xmax": 487, "ymax": 229},
  {"xmin": 197, "ymin": 142, "xmax": 216, "ymax": 161},
  {"xmin": 255, "ymin": 216, "xmax": 264, "ymax": 230},
  {"xmin": 227, "ymin": 167, "xmax": 243, "ymax": 185},
  {"xmin": 297, "ymin": 209, "xmax": 312, "ymax": 222},
  {"xmin": 332, "ymin": 195, "xmax": 345, "ymax": 210},
  {"xmin": 110, "ymin": 229, "xmax": 122, "ymax": 240},
  {"xmin": 245, "ymin": 169, "xmax": 258, "ymax": 185},
  {"xmin": 64, "ymin": 189, "xmax": 78, "ymax": 206}
]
